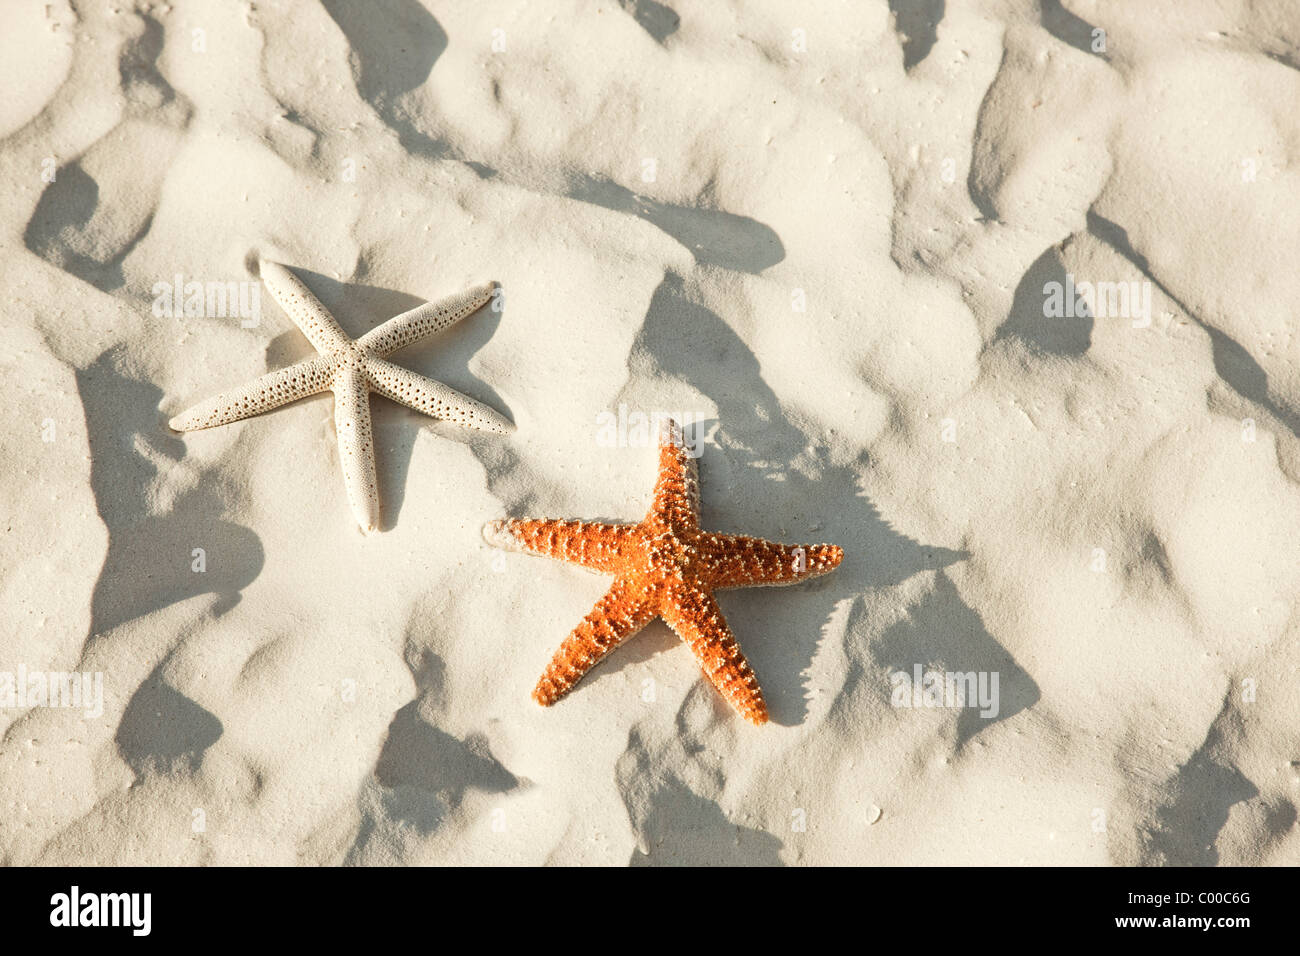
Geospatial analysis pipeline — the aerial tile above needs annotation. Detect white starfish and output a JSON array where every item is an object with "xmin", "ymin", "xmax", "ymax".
[{"xmin": 169, "ymin": 261, "xmax": 511, "ymax": 533}]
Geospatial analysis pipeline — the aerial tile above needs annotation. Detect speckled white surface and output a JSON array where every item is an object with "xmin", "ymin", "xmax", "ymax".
[{"xmin": 1, "ymin": 0, "xmax": 1298, "ymax": 865}]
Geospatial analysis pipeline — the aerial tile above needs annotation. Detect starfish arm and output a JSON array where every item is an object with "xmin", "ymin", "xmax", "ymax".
[
  {"xmin": 168, "ymin": 355, "xmax": 333, "ymax": 431},
  {"xmin": 531, "ymin": 578, "xmax": 656, "ymax": 706},
  {"xmin": 700, "ymin": 534, "xmax": 845, "ymax": 589},
  {"xmin": 356, "ymin": 282, "xmax": 496, "ymax": 356},
  {"xmin": 365, "ymin": 357, "xmax": 511, "ymax": 433},
  {"xmin": 483, "ymin": 518, "xmax": 641, "ymax": 574},
  {"xmin": 648, "ymin": 418, "xmax": 700, "ymax": 529},
  {"xmin": 660, "ymin": 582, "xmax": 768, "ymax": 724},
  {"xmin": 260, "ymin": 261, "xmax": 352, "ymax": 353},
  {"xmin": 332, "ymin": 368, "xmax": 381, "ymax": 532}
]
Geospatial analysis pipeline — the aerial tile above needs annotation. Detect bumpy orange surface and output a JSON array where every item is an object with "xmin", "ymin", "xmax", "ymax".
[{"xmin": 485, "ymin": 421, "xmax": 844, "ymax": 724}]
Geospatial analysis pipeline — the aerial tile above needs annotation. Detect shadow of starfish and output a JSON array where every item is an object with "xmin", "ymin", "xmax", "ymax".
[{"xmin": 589, "ymin": 272, "xmax": 970, "ymax": 724}]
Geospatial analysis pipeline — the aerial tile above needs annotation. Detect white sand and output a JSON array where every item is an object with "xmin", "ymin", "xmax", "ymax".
[{"xmin": 2, "ymin": 0, "xmax": 1298, "ymax": 865}]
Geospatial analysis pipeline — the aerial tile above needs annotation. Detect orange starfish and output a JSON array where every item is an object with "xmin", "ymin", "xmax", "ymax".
[{"xmin": 484, "ymin": 420, "xmax": 843, "ymax": 724}]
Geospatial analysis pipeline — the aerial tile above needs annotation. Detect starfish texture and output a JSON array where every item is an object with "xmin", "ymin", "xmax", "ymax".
[
  {"xmin": 169, "ymin": 262, "xmax": 511, "ymax": 532},
  {"xmin": 484, "ymin": 420, "xmax": 843, "ymax": 724}
]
